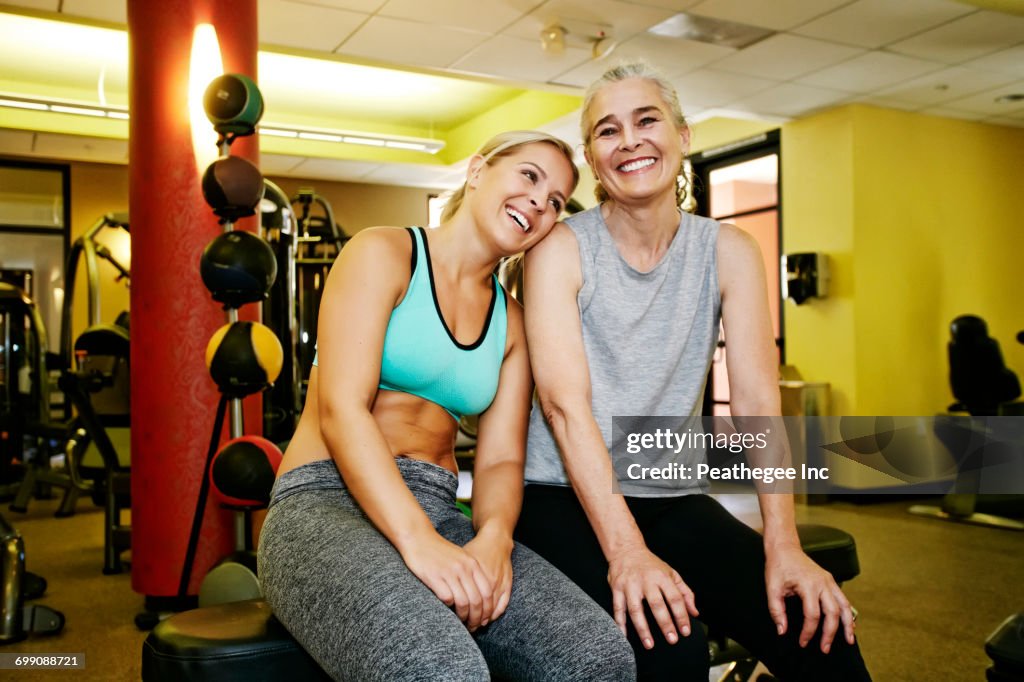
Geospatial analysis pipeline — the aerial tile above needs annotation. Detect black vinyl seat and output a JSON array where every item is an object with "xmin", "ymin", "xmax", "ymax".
[{"xmin": 142, "ymin": 524, "xmax": 859, "ymax": 682}]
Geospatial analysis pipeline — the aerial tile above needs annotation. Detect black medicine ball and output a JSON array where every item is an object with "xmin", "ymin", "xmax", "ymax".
[
  {"xmin": 200, "ymin": 230, "xmax": 277, "ymax": 308},
  {"xmin": 202, "ymin": 156, "xmax": 265, "ymax": 220}
]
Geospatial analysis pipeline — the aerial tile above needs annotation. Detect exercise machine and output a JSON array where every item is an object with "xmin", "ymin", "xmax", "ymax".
[
  {"xmin": 909, "ymin": 315, "xmax": 1024, "ymax": 531},
  {"xmin": 0, "ymin": 511, "xmax": 63, "ymax": 643}
]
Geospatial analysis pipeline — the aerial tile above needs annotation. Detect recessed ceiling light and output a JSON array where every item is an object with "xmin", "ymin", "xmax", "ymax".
[{"xmin": 648, "ymin": 13, "xmax": 774, "ymax": 49}]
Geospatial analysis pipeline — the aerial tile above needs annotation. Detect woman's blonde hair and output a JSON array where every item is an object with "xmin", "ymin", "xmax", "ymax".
[
  {"xmin": 580, "ymin": 60, "xmax": 691, "ymax": 205},
  {"xmin": 440, "ymin": 130, "xmax": 580, "ymax": 223}
]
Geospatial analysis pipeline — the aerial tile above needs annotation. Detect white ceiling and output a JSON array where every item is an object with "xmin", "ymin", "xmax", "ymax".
[{"xmin": 2, "ymin": 0, "xmax": 1023, "ymax": 188}]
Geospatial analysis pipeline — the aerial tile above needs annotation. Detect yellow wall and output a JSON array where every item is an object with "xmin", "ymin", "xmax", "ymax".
[
  {"xmin": 782, "ymin": 105, "xmax": 1024, "ymax": 415},
  {"xmin": 699, "ymin": 106, "xmax": 1024, "ymax": 415},
  {"xmin": 849, "ymin": 105, "xmax": 1024, "ymax": 414},
  {"xmin": 780, "ymin": 107, "xmax": 858, "ymax": 415}
]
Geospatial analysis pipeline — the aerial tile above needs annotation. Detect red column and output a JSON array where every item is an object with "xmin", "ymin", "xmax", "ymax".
[{"xmin": 128, "ymin": 0, "xmax": 260, "ymax": 601}]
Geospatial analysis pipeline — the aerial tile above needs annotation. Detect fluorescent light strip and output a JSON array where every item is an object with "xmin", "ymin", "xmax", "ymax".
[
  {"xmin": 0, "ymin": 94, "xmax": 129, "ymax": 119},
  {"xmin": 261, "ymin": 122, "xmax": 444, "ymax": 154},
  {"xmin": 0, "ymin": 95, "xmax": 445, "ymax": 154}
]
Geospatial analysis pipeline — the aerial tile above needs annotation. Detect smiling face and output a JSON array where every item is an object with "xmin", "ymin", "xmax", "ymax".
[
  {"xmin": 467, "ymin": 141, "xmax": 576, "ymax": 254},
  {"xmin": 583, "ymin": 77, "xmax": 689, "ymax": 206}
]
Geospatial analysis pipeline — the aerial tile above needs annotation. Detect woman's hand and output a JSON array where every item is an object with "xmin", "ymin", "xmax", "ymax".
[
  {"xmin": 400, "ymin": 533, "xmax": 495, "ymax": 632},
  {"xmin": 464, "ymin": 524, "xmax": 515, "ymax": 625},
  {"xmin": 607, "ymin": 545, "xmax": 699, "ymax": 649},
  {"xmin": 765, "ymin": 542, "xmax": 856, "ymax": 653}
]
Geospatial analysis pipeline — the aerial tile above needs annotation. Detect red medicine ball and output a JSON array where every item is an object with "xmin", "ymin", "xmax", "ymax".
[{"xmin": 209, "ymin": 435, "xmax": 283, "ymax": 508}]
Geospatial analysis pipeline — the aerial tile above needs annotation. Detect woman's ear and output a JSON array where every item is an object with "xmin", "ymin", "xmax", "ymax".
[
  {"xmin": 466, "ymin": 154, "xmax": 486, "ymax": 189},
  {"xmin": 679, "ymin": 126, "xmax": 691, "ymax": 155},
  {"xmin": 582, "ymin": 146, "xmax": 597, "ymax": 181}
]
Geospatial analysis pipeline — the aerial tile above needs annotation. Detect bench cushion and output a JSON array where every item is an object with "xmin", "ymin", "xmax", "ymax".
[{"xmin": 141, "ymin": 599, "xmax": 330, "ymax": 681}]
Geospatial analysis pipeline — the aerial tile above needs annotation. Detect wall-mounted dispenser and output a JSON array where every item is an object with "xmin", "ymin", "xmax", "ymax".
[{"xmin": 781, "ymin": 252, "xmax": 828, "ymax": 304}]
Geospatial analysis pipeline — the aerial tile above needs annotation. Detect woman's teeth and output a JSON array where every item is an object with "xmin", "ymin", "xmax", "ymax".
[
  {"xmin": 618, "ymin": 158, "xmax": 655, "ymax": 172},
  {"xmin": 506, "ymin": 207, "xmax": 529, "ymax": 232}
]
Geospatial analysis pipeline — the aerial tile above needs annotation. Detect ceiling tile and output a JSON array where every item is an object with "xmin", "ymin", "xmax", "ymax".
[
  {"xmin": 0, "ymin": 128, "xmax": 35, "ymax": 156},
  {"xmin": 451, "ymin": 34, "xmax": 592, "ymax": 84},
  {"xmin": 504, "ymin": 0, "xmax": 675, "ymax": 43},
  {"xmin": 939, "ymin": 79, "xmax": 1024, "ymax": 115},
  {"xmin": 872, "ymin": 66, "xmax": 1017, "ymax": 107},
  {"xmin": 259, "ymin": 154, "xmax": 308, "ymax": 175},
  {"xmin": 61, "ymin": 0, "xmax": 127, "ymax": 25},
  {"xmin": 338, "ymin": 16, "xmax": 486, "ymax": 69},
  {"xmin": 32, "ymin": 133, "xmax": 128, "ymax": 164},
  {"xmin": 378, "ymin": 0, "xmax": 536, "ymax": 33},
  {"xmin": 670, "ymin": 68, "xmax": 779, "ymax": 108},
  {"xmin": 792, "ymin": 0, "xmax": 974, "ymax": 49},
  {"xmin": 551, "ymin": 34, "xmax": 734, "ymax": 87},
  {"xmin": 626, "ymin": 0, "xmax": 703, "ymax": 9},
  {"xmin": 688, "ymin": 0, "xmax": 851, "ymax": 31},
  {"xmin": 287, "ymin": 157, "xmax": 381, "ymax": 181},
  {"xmin": 888, "ymin": 10, "xmax": 1024, "ymax": 64},
  {"xmin": 796, "ymin": 51, "xmax": 943, "ymax": 93},
  {"xmin": 289, "ymin": 0, "xmax": 388, "ymax": 11},
  {"xmin": 965, "ymin": 44, "xmax": 1024, "ymax": 78},
  {"xmin": 728, "ymin": 82, "xmax": 851, "ymax": 117},
  {"xmin": 710, "ymin": 33, "xmax": 864, "ymax": 81},
  {"xmin": 918, "ymin": 106, "xmax": 987, "ymax": 121},
  {"xmin": 258, "ymin": 0, "xmax": 368, "ymax": 52}
]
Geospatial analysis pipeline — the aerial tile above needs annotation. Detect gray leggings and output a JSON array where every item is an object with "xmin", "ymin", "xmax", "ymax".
[{"xmin": 257, "ymin": 458, "xmax": 635, "ymax": 682}]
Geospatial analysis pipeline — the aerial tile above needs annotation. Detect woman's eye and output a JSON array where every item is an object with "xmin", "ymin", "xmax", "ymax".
[
  {"xmin": 522, "ymin": 169, "xmax": 537, "ymax": 182},
  {"xmin": 549, "ymin": 198, "xmax": 563, "ymax": 212},
  {"xmin": 595, "ymin": 127, "xmax": 616, "ymax": 138},
  {"xmin": 638, "ymin": 116, "xmax": 658, "ymax": 126}
]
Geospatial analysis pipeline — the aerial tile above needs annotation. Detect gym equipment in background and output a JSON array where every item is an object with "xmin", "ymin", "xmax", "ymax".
[
  {"xmin": 909, "ymin": 315, "xmax": 1024, "ymax": 531},
  {"xmin": 0, "ymin": 283, "xmax": 53, "ymax": 485},
  {"xmin": 986, "ymin": 613, "xmax": 1024, "ymax": 681},
  {"xmin": 59, "ymin": 323, "xmax": 133, "ymax": 573},
  {"xmin": 59, "ymin": 213, "xmax": 130, "ymax": 366},
  {"xmin": 291, "ymin": 188, "xmax": 346, "ymax": 404},
  {"xmin": 259, "ymin": 180, "xmax": 301, "ymax": 446},
  {"xmin": 169, "ymin": 72, "xmax": 281, "ymax": 614},
  {"xmin": 259, "ymin": 186, "xmax": 346, "ymax": 443},
  {"xmin": 0, "ymin": 512, "xmax": 64, "ymax": 644}
]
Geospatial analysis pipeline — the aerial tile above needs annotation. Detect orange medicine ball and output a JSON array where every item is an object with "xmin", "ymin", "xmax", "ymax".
[{"xmin": 205, "ymin": 321, "xmax": 283, "ymax": 398}]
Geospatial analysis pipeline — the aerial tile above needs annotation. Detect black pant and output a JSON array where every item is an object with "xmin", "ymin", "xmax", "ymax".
[{"xmin": 514, "ymin": 485, "xmax": 872, "ymax": 681}]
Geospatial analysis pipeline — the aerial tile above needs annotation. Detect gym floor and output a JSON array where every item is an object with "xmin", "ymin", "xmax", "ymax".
[{"xmin": 3, "ymin": 492, "xmax": 1020, "ymax": 681}]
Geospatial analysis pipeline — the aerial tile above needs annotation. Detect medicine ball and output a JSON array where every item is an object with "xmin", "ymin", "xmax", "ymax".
[
  {"xmin": 205, "ymin": 321, "xmax": 282, "ymax": 398},
  {"xmin": 203, "ymin": 73, "xmax": 264, "ymax": 136},
  {"xmin": 200, "ymin": 230, "xmax": 277, "ymax": 308},
  {"xmin": 202, "ymin": 156, "xmax": 264, "ymax": 220},
  {"xmin": 209, "ymin": 435, "xmax": 282, "ymax": 508}
]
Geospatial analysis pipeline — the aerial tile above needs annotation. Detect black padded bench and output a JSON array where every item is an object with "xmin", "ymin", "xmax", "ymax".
[{"xmin": 142, "ymin": 524, "xmax": 860, "ymax": 681}]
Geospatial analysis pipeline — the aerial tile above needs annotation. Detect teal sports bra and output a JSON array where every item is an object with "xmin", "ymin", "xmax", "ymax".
[{"xmin": 313, "ymin": 227, "xmax": 507, "ymax": 421}]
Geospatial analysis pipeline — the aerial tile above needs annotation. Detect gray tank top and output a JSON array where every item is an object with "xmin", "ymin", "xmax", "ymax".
[{"xmin": 524, "ymin": 205, "xmax": 721, "ymax": 489}]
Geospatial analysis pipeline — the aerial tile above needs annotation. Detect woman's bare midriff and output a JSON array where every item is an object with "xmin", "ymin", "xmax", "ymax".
[{"xmin": 276, "ymin": 380, "xmax": 461, "ymax": 479}]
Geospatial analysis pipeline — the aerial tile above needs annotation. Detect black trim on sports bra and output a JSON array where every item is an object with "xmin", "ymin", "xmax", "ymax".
[
  {"xmin": 417, "ymin": 226, "xmax": 497, "ymax": 351},
  {"xmin": 404, "ymin": 226, "xmax": 418, "ymax": 279}
]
